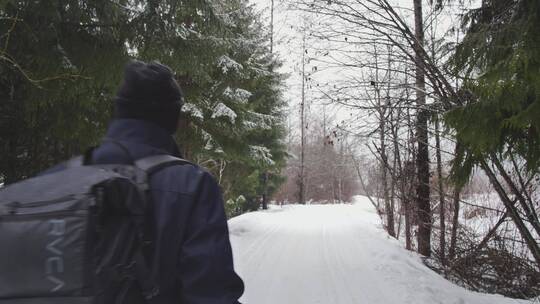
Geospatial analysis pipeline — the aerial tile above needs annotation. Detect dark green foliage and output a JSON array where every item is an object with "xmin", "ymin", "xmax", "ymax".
[
  {"xmin": 0, "ymin": 0, "xmax": 128, "ymax": 183},
  {"xmin": 170, "ymin": 0, "xmax": 287, "ymax": 203},
  {"xmin": 0, "ymin": 0, "xmax": 287, "ymax": 210},
  {"xmin": 446, "ymin": 0, "xmax": 540, "ymax": 183}
]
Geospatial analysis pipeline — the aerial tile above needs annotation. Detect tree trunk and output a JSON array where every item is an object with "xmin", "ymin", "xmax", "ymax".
[
  {"xmin": 5, "ymin": 82, "xmax": 19, "ymax": 185},
  {"xmin": 266, "ymin": 3, "xmax": 274, "ymax": 209},
  {"xmin": 413, "ymin": 0, "xmax": 431, "ymax": 257},
  {"xmin": 448, "ymin": 185, "xmax": 461, "ymax": 260},
  {"xmin": 390, "ymin": 104, "xmax": 401, "ymax": 239},
  {"xmin": 262, "ymin": 171, "xmax": 268, "ymax": 210},
  {"xmin": 390, "ymin": 152, "xmax": 398, "ymax": 238},
  {"xmin": 338, "ymin": 139, "xmax": 344, "ymax": 203},
  {"xmin": 405, "ymin": 198, "xmax": 412, "ymax": 250},
  {"xmin": 298, "ymin": 32, "xmax": 306, "ymax": 205},
  {"xmin": 380, "ymin": 99, "xmax": 395, "ymax": 237},
  {"xmin": 374, "ymin": 44, "xmax": 395, "ymax": 237},
  {"xmin": 435, "ymin": 116, "xmax": 445, "ymax": 264}
]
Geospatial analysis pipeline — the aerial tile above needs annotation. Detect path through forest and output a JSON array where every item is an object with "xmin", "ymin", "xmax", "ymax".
[{"xmin": 229, "ymin": 196, "xmax": 527, "ymax": 304}]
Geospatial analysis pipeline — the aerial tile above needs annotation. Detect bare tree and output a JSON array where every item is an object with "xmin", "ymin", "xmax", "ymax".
[
  {"xmin": 286, "ymin": 0, "xmax": 540, "ymax": 272},
  {"xmin": 412, "ymin": 0, "xmax": 432, "ymax": 257},
  {"xmin": 434, "ymin": 115, "xmax": 445, "ymax": 263},
  {"xmin": 298, "ymin": 31, "xmax": 307, "ymax": 205}
]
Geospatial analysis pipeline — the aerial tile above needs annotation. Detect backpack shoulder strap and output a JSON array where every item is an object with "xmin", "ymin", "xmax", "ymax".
[
  {"xmin": 129, "ymin": 154, "xmax": 192, "ymax": 300},
  {"xmin": 135, "ymin": 154, "xmax": 192, "ymax": 175}
]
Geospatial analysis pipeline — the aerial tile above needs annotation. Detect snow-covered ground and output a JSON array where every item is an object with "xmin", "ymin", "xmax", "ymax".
[{"xmin": 229, "ymin": 196, "xmax": 528, "ymax": 304}]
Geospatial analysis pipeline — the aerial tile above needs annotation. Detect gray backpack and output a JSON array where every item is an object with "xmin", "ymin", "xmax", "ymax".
[{"xmin": 0, "ymin": 154, "xmax": 188, "ymax": 304}]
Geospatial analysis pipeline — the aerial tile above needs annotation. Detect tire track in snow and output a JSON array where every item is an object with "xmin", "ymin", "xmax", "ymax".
[{"xmin": 229, "ymin": 200, "xmax": 528, "ymax": 304}]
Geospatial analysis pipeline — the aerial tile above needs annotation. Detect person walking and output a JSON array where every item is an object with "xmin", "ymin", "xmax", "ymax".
[{"xmin": 91, "ymin": 60, "xmax": 244, "ymax": 303}]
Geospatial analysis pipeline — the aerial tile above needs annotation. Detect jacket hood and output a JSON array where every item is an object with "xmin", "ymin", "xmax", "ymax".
[{"xmin": 104, "ymin": 118, "xmax": 182, "ymax": 158}]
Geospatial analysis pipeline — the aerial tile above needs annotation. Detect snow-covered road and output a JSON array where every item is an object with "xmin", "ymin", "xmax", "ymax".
[{"xmin": 229, "ymin": 196, "xmax": 526, "ymax": 304}]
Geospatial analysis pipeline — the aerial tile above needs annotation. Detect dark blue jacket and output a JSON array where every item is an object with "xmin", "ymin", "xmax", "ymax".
[{"xmin": 91, "ymin": 119, "xmax": 244, "ymax": 303}]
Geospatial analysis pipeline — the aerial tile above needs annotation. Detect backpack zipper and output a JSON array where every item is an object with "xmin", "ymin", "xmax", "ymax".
[
  {"xmin": 7, "ymin": 194, "xmax": 80, "ymax": 208},
  {"xmin": 1, "ymin": 209, "xmax": 90, "ymax": 219},
  {"xmin": 2, "ymin": 194, "xmax": 94, "ymax": 217}
]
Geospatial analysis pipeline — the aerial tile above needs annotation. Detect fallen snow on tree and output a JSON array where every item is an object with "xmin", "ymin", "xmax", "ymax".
[
  {"xmin": 249, "ymin": 145, "xmax": 274, "ymax": 166},
  {"xmin": 242, "ymin": 120, "xmax": 259, "ymax": 131},
  {"xmin": 200, "ymin": 129, "xmax": 224, "ymax": 154},
  {"xmin": 201, "ymin": 129, "xmax": 212, "ymax": 141},
  {"xmin": 223, "ymin": 87, "xmax": 252, "ymax": 104},
  {"xmin": 228, "ymin": 196, "xmax": 528, "ymax": 304},
  {"xmin": 245, "ymin": 119, "xmax": 272, "ymax": 130},
  {"xmin": 244, "ymin": 111, "xmax": 275, "ymax": 130},
  {"xmin": 181, "ymin": 102, "xmax": 204, "ymax": 120},
  {"xmin": 217, "ymin": 55, "xmax": 243, "ymax": 74},
  {"xmin": 211, "ymin": 102, "xmax": 237, "ymax": 124},
  {"xmin": 176, "ymin": 25, "xmax": 200, "ymax": 39}
]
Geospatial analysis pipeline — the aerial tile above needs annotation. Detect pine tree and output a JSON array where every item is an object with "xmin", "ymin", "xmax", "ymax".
[
  {"xmin": 0, "ymin": 0, "xmax": 288, "ymax": 211},
  {"xmin": 0, "ymin": 0, "xmax": 129, "ymax": 183},
  {"xmin": 447, "ymin": 0, "xmax": 540, "ymax": 266},
  {"xmin": 447, "ymin": 0, "xmax": 540, "ymax": 174}
]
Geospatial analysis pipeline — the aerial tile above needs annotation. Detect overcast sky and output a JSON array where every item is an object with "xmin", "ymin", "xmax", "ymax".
[{"xmin": 247, "ymin": 0, "xmax": 465, "ymax": 149}]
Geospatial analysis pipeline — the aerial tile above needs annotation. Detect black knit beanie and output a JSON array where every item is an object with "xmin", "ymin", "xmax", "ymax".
[{"xmin": 114, "ymin": 60, "xmax": 184, "ymax": 134}]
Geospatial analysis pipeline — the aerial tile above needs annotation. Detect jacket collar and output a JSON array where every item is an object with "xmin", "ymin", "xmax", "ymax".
[{"xmin": 104, "ymin": 119, "xmax": 182, "ymax": 157}]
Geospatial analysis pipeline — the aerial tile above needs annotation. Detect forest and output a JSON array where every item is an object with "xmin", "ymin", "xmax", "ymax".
[
  {"xmin": 0, "ymin": 0, "xmax": 287, "ymax": 216},
  {"xmin": 1, "ymin": 0, "xmax": 539, "ymax": 301}
]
